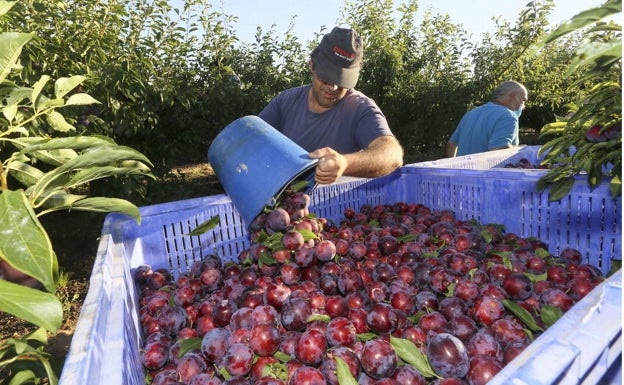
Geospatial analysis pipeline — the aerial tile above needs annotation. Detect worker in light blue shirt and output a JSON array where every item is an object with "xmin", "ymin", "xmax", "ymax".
[{"xmin": 446, "ymin": 81, "xmax": 528, "ymax": 157}]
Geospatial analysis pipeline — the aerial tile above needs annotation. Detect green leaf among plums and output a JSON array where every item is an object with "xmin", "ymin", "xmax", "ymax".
[
  {"xmin": 189, "ymin": 215, "xmax": 220, "ymax": 236},
  {"xmin": 390, "ymin": 336, "xmax": 441, "ymax": 378},
  {"xmin": 298, "ymin": 228, "xmax": 319, "ymax": 241},
  {"xmin": 502, "ymin": 299, "xmax": 544, "ymax": 332},
  {"xmin": 288, "ymin": 180, "xmax": 312, "ymax": 193},
  {"xmin": 177, "ymin": 337, "xmax": 202, "ymax": 358},
  {"xmin": 335, "ymin": 357, "xmax": 359, "ymax": 385},
  {"xmin": 541, "ymin": 305, "xmax": 564, "ymax": 327},
  {"xmin": 263, "ymin": 232, "xmax": 285, "ymax": 251}
]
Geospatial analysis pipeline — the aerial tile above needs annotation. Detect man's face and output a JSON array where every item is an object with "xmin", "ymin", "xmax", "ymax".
[
  {"xmin": 514, "ymin": 91, "xmax": 528, "ymax": 111},
  {"xmin": 310, "ymin": 71, "xmax": 349, "ymax": 109}
]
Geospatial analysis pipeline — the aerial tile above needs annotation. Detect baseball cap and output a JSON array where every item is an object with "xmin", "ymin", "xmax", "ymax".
[{"xmin": 311, "ymin": 27, "xmax": 363, "ymax": 89}]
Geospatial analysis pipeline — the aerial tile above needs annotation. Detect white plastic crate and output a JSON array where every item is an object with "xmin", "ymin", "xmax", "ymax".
[{"xmin": 59, "ymin": 164, "xmax": 622, "ymax": 385}]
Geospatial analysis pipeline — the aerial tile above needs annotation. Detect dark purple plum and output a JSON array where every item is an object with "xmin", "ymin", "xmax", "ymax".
[
  {"xmin": 360, "ymin": 338, "xmax": 397, "ymax": 379},
  {"xmin": 200, "ymin": 328, "xmax": 230, "ymax": 362},
  {"xmin": 426, "ymin": 332, "xmax": 470, "ymax": 378},
  {"xmin": 502, "ymin": 272, "xmax": 534, "ymax": 300},
  {"xmin": 465, "ymin": 354, "xmax": 503, "ymax": 385}
]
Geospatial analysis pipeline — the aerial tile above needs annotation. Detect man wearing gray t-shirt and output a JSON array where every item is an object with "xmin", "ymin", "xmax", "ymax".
[{"xmin": 259, "ymin": 27, "xmax": 404, "ymax": 185}]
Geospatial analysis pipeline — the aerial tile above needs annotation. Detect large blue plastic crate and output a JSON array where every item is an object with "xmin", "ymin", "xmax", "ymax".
[{"xmin": 59, "ymin": 165, "xmax": 622, "ymax": 385}]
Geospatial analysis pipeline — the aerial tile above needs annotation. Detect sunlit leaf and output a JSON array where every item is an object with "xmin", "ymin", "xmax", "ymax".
[
  {"xmin": 46, "ymin": 110, "xmax": 75, "ymax": 132},
  {"xmin": 567, "ymin": 40, "xmax": 622, "ymax": 75},
  {"xmin": 37, "ymin": 191, "xmax": 86, "ymax": 211},
  {"xmin": 11, "ymin": 137, "xmax": 80, "ymax": 166},
  {"xmin": 3, "ymin": 85, "xmax": 31, "ymax": 110},
  {"xmin": 65, "ymin": 163, "xmax": 152, "ymax": 188},
  {"xmin": 30, "ymin": 146, "xmax": 153, "ymax": 200},
  {"xmin": 541, "ymin": 1, "xmax": 621, "ymax": 45},
  {"xmin": 0, "ymin": 190, "xmax": 57, "ymax": 292},
  {"xmin": 37, "ymin": 97, "xmax": 64, "ymax": 112},
  {"xmin": 0, "ymin": 280, "xmax": 62, "ymax": 332},
  {"xmin": 65, "ymin": 93, "xmax": 100, "ymax": 106},
  {"xmin": 610, "ymin": 175, "xmax": 621, "ymax": 197},
  {"xmin": 18, "ymin": 136, "xmax": 117, "ymax": 153},
  {"xmin": 6, "ymin": 161, "xmax": 45, "ymax": 187},
  {"xmin": 390, "ymin": 336, "xmax": 441, "ymax": 378},
  {"xmin": 25, "ymin": 327, "xmax": 49, "ymax": 345},
  {"xmin": 54, "ymin": 75, "xmax": 86, "ymax": 99},
  {"xmin": 65, "ymin": 197, "xmax": 141, "ymax": 223},
  {"xmin": 335, "ymin": 357, "xmax": 358, "ymax": 385},
  {"xmin": 189, "ymin": 215, "xmax": 220, "ymax": 236},
  {"xmin": 31, "ymin": 75, "xmax": 51, "ymax": 110},
  {"xmin": 0, "ymin": 0, "xmax": 19, "ymax": 17},
  {"xmin": 7, "ymin": 369, "xmax": 37, "ymax": 385},
  {"xmin": 0, "ymin": 32, "xmax": 35, "ymax": 84},
  {"xmin": 2, "ymin": 101, "xmax": 16, "ymax": 122}
]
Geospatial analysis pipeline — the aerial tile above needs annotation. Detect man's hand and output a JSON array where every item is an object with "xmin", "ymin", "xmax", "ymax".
[
  {"xmin": 309, "ymin": 147, "xmax": 348, "ymax": 184},
  {"xmin": 309, "ymin": 136, "xmax": 403, "ymax": 184}
]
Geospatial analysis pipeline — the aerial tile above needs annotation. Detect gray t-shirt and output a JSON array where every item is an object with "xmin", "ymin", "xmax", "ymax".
[{"xmin": 258, "ymin": 85, "xmax": 393, "ymax": 153}]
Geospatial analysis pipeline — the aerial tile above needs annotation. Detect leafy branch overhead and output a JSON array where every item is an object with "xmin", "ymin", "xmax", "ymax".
[{"xmin": 536, "ymin": 0, "xmax": 622, "ymax": 201}]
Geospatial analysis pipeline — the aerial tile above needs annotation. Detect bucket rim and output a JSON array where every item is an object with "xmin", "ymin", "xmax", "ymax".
[{"xmin": 263, "ymin": 159, "xmax": 318, "ymax": 212}]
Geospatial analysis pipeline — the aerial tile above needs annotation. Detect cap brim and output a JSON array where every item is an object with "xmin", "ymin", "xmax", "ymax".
[{"xmin": 314, "ymin": 54, "xmax": 360, "ymax": 89}]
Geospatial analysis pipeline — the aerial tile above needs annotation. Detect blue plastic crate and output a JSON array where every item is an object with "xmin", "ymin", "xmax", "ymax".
[
  {"xmin": 410, "ymin": 145, "xmax": 544, "ymax": 169},
  {"xmin": 413, "ymin": 145, "xmax": 614, "ymax": 174},
  {"xmin": 59, "ymin": 164, "xmax": 622, "ymax": 385}
]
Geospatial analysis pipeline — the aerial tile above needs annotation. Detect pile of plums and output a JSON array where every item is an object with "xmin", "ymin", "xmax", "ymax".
[
  {"xmin": 135, "ymin": 189, "xmax": 605, "ymax": 385},
  {"xmin": 502, "ymin": 157, "xmax": 549, "ymax": 169}
]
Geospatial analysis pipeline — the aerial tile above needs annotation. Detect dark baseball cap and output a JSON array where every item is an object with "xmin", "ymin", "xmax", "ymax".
[{"xmin": 311, "ymin": 27, "xmax": 363, "ymax": 89}]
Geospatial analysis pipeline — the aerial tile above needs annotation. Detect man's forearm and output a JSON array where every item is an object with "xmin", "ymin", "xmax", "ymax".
[
  {"xmin": 446, "ymin": 142, "xmax": 458, "ymax": 158},
  {"xmin": 344, "ymin": 136, "xmax": 403, "ymax": 178}
]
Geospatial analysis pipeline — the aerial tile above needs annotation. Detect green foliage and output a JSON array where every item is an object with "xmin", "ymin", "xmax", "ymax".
[
  {"xmin": 0, "ymin": 1, "xmax": 153, "ymax": 384},
  {"xmin": 536, "ymin": 0, "xmax": 622, "ymax": 200},
  {"xmin": 336, "ymin": 0, "xmax": 595, "ymax": 161},
  {"xmin": 390, "ymin": 336, "xmax": 440, "ymax": 378},
  {"xmin": 3, "ymin": 0, "xmax": 604, "ymax": 168},
  {"xmin": 0, "ymin": 329, "xmax": 57, "ymax": 385},
  {"xmin": 2, "ymin": 0, "xmax": 309, "ymax": 176},
  {"xmin": 340, "ymin": 0, "xmax": 474, "ymax": 159}
]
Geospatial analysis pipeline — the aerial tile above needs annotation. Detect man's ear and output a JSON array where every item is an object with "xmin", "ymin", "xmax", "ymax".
[{"xmin": 309, "ymin": 59, "xmax": 314, "ymax": 72}]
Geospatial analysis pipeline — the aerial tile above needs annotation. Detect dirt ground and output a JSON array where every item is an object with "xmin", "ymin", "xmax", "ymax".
[{"xmin": 0, "ymin": 162, "xmax": 221, "ymax": 379}]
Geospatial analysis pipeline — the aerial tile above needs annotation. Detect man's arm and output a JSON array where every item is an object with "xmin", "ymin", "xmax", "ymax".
[
  {"xmin": 446, "ymin": 141, "xmax": 458, "ymax": 158},
  {"xmin": 310, "ymin": 136, "xmax": 403, "ymax": 184},
  {"xmin": 344, "ymin": 135, "xmax": 404, "ymax": 177}
]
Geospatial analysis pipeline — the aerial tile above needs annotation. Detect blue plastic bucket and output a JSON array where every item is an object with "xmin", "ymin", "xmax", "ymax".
[{"xmin": 207, "ymin": 116, "xmax": 318, "ymax": 228}]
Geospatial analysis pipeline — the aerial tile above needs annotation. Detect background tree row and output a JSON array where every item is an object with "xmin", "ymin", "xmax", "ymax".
[{"xmin": 2, "ymin": 0, "xmax": 620, "ymax": 202}]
